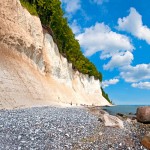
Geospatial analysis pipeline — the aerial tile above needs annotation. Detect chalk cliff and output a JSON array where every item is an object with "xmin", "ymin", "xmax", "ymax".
[{"xmin": 0, "ymin": 0, "xmax": 110, "ymax": 109}]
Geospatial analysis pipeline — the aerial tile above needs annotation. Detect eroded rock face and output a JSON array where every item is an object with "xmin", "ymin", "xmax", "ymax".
[
  {"xmin": 0, "ymin": 0, "xmax": 44, "ymax": 70},
  {"xmin": 0, "ymin": 0, "xmax": 110, "ymax": 109},
  {"xmin": 43, "ymin": 34, "xmax": 105, "ymax": 95},
  {"xmin": 136, "ymin": 107, "xmax": 150, "ymax": 123}
]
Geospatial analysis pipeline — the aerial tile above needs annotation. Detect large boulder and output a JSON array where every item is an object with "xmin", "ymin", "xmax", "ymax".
[
  {"xmin": 141, "ymin": 132, "xmax": 150, "ymax": 149},
  {"xmin": 136, "ymin": 107, "xmax": 150, "ymax": 123},
  {"xmin": 99, "ymin": 114, "xmax": 124, "ymax": 129}
]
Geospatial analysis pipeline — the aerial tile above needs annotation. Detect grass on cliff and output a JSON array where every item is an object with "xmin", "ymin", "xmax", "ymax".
[{"xmin": 20, "ymin": 0, "xmax": 38, "ymax": 16}]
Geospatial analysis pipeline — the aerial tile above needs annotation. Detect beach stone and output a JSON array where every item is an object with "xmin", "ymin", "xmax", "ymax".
[
  {"xmin": 136, "ymin": 107, "xmax": 150, "ymax": 123},
  {"xmin": 126, "ymin": 118, "xmax": 132, "ymax": 123},
  {"xmin": 100, "ymin": 114, "xmax": 124, "ymax": 128},
  {"xmin": 117, "ymin": 113, "xmax": 124, "ymax": 117},
  {"xmin": 141, "ymin": 132, "xmax": 150, "ymax": 149}
]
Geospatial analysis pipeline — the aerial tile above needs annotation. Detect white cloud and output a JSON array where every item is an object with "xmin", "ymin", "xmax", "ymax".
[
  {"xmin": 91, "ymin": 0, "xmax": 109, "ymax": 5},
  {"xmin": 61, "ymin": 0, "xmax": 81, "ymax": 13},
  {"xmin": 102, "ymin": 78, "xmax": 119, "ymax": 88},
  {"xmin": 117, "ymin": 7, "xmax": 150, "ymax": 44},
  {"xmin": 76, "ymin": 23, "xmax": 133, "ymax": 57},
  {"xmin": 120, "ymin": 64, "xmax": 150, "ymax": 82},
  {"xmin": 76, "ymin": 22, "xmax": 134, "ymax": 70},
  {"xmin": 132, "ymin": 82, "xmax": 150, "ymax": 90},
  {"xmin": 69, "ymin": 20, "xmax": 81, "ymax": 34},
  {"xmin": 103, "ymin": 51, "xmax": 133, "ymax": 70}
]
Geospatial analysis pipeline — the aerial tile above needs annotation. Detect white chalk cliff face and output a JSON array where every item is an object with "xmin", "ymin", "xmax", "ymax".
[{"xmin": 0, "ymin": 0, "xmax": 110, "ymax": 109}]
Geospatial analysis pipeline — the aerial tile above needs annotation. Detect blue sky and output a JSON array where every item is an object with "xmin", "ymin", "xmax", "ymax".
[{"xmin": 60, "ymin": 0, "xmax": 150, "ymax": 105}]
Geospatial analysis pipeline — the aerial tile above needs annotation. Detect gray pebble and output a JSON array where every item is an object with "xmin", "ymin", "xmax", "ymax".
[{"xmin": 0, "ymin": 106, "xmax": 149, "ymax": 150}]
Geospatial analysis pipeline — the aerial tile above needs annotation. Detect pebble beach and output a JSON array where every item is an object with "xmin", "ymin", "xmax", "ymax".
[{"xmin": 0, "ymin": 106, "xmax": 149, "ymax": 150}]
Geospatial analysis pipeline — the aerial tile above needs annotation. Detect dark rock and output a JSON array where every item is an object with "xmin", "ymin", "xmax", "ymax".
[
  {"xmin": 98, "ymin": 118, "xmax": 103, "ymax": 122},
  {"xmin": 129, "ymin": 112, "xmax": 133, "ymax": 115},
  {"xmin": 117, "ymin": 113, "xmax": 124, "ymax": 117},
  {"xmin": 141, "ymin": 132, "xmax": 150, "ymax": 149},
  {"xmin": 130, "ymin": 116, "xmax": 137, "ymax": 120},
  {"xmin": 136, "ymin": 106, "xmax": 150, "ymax": 123},
  {"xmin": 103, "ymin": 108, "xmax": 108, "ymax": 111},
  {"xmin": 104, "ymin": 105, "xmax": 110, "ymax": 107}
]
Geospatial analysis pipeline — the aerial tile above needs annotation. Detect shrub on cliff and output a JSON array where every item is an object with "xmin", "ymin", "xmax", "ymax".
[
  {"xmin": 101, "ymin": 88, "xmax": 112, "ymax": 104},
  {"xmin": 20, "ymin": 0, "xmax": 38, "ymax": 16}
]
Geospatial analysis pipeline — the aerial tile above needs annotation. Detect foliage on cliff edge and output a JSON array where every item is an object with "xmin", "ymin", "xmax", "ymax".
[{"xmin": 20, "ymin": 0, "xmax": 111, "ymax": 103}]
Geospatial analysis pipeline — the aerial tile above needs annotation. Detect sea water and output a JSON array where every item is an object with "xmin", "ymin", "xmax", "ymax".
[{"xmin": 102, "ymin": 105, "xmax": 149, "ymax": 115}]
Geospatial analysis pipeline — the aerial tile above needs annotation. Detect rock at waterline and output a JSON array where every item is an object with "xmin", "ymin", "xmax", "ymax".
[
  {"xmin": 141, "ymin": 132, "xmax": 150, "ymax": 149},
  {"xmin": 89, "ymin": 107, "xmax": 125, "ymax": 129},
  {"xmin": 136, "ymin": 106, "xmax": 150, "ymax": 123},
  {"xmin": 99, "ymin": 114, "xmax": 124, "ymax": 129}
]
